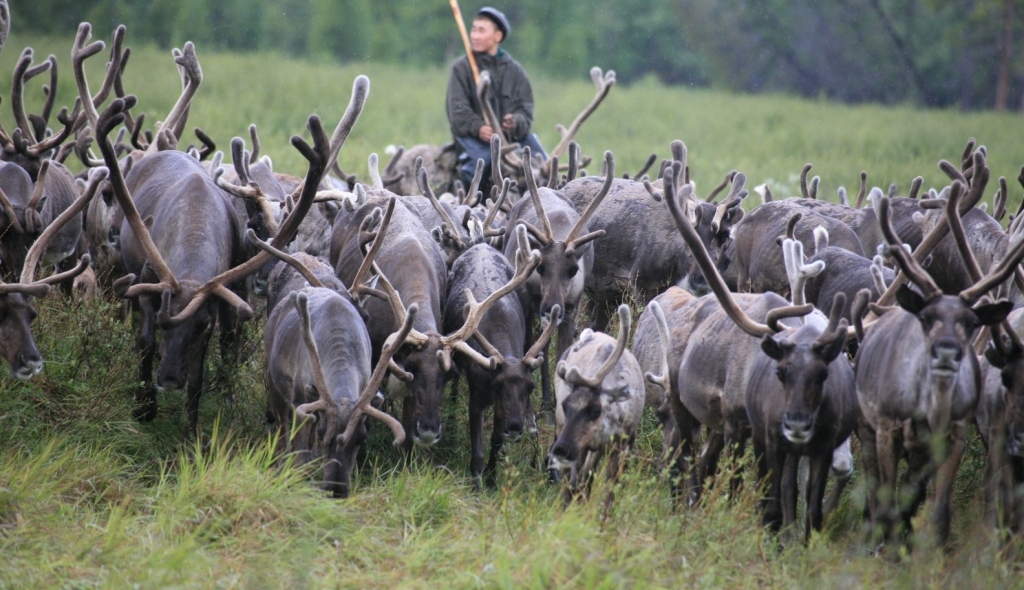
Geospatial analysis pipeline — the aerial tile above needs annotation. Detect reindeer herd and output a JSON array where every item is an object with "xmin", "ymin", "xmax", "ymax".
[{"xmin": 5, "ymin": 14, "xmax": 1024, "ymax": 551}]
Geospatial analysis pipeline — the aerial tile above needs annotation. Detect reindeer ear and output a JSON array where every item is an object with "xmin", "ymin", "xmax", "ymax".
[
  {"xmin": 760, "ymin": 335, "xmax": 791, "ymax": 361},
  {"xmin": 319, "ymin": 201, "xmax": 339, "ymax": 225},
  {"xmin": 895, "ymin": 284, "xmax": 928, "ymax": 314},
  {"xmin": 973, "ymin": 300, "xmax": 1013, "ymax": 327},
  {"xmin": 985, "ymin": 342, "xmax": 1008, "ymax": 369}
]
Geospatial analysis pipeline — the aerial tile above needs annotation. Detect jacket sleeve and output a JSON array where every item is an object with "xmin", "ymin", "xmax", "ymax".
[
  {"xmin": 504, "ymin": 63, "xmax": 534, "ymax": 142},
  {"xmin": 447, "ymin": 59, "xmax": 486, "ymax": 139}
]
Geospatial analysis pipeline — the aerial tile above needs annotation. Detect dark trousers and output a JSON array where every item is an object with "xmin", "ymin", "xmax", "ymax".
[{"xmin": 455, "ymin": 133, "xmax": 547, "ymax": 192}]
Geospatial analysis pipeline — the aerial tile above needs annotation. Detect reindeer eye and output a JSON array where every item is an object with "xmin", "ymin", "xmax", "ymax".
[
  {"xmin": 775, "ymin": 366, "xmax": 787, "ymax": 380},
  {"xmin": 818, "ymin": 370, "xmax": 829, "ymax": 384},
  {"xmin": 537, "ymin": 264, "xmax": 546, "ymax": 277},
  {"xmin": 567, "ymin": 265, "xmax": 579, "ymax": 278},
  {"xmin": 587, "ymin": 404, "xmax": 602, "ymax": 420}
]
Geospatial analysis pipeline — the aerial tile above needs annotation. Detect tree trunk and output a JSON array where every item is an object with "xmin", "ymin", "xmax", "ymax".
[{"xmin": 995, "ymin": 0, "xmax": 1013, "ymax": 110}]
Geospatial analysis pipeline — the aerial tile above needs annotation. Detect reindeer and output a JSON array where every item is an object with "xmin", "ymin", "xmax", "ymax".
[
  {"xmin": 93, "ymin": 67, "xmax": 357, "ymax": 432},
  {"xmin": 444, "ymin": 226, "xmax": 556, "ymax": 486},
  {"xmin": 562, "ymin": 141, "xmax": 746, "ymax": 331},
  {"xmin": 745, "ymin": 291, "xmax": 855, "ymax": 541},
  {"xmin": 549, "ymin": 304, "xmax": 645, "ymax": 505},
  {"xmin": 0, "ymin": 168, "xmax": 101, "ymax": 379},
  {"xmin": 656, "ymin": 164, "xmax": 846, "ymax": 504},
  {"xmin": 257, "ymin": 204, "xmax": 407, "ymax": 497},
  {"xmin": 854, "ymin": 186, "xmax": 1023, "ymax": 548},
  {"xmin": 503, "ymin": 149, "xmax": 615, "ymax": 409}
]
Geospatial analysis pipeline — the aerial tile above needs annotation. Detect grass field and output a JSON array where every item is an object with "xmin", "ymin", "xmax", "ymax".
[{"xmin": 2, "ymin": 31, "xmax": 1024, "ymax": 588}]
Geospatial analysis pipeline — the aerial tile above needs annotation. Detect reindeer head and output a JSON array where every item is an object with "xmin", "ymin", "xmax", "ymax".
[
  {"xmin": 761, "ymin": 294, "xmax": 849, "ymax": 445},
  {"xmin": 549, "ymin": 305, "xmax": 634, "ymax": 469}
]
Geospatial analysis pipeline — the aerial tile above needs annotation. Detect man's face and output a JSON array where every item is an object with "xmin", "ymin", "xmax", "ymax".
[{"xmin": 471, "ymin": 17, "xmax": 503, "ymax": 55}]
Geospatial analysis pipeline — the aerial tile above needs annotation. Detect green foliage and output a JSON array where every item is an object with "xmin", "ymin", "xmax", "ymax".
[
  {"xmin": 2, "ymin": 34, "xmax": 1024, "ymax": 585},
  {"xmin": 13, "ymin": 0, "xmax": 1024, "ymax": 109}
]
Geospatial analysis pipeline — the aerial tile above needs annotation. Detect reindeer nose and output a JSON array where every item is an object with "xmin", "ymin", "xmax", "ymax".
[
  {"xmin": 414, "ymin": 421, "xmax": 442, "ymax": 446},
  {"xmin": 504, "ymin": 421, "xmax": 524, "ymax": 442},
  {"xmin": 782, "ymin": 413, "xmax": 814, "ymax": 444},
  {"xmin": 14, "ymin": 352, "xmax": 43, "ymax": 380},
  {"xmin": 930, "ymin": 341, "xmax": 962, "ymax": 371},
  {"xmin": 551, "ymin": 442, "xmax": 574, "ymax": 462}
]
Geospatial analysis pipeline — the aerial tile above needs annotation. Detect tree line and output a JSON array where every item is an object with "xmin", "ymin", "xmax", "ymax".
[{"xmin": 17, "ymin": 0, "xmax": 1024, "ymax": 111}]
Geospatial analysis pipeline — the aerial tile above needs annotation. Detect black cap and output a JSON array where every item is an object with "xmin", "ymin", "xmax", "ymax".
[{"xmin": 476, "ymin": 7, "xmax": 510, "ymax": 41}]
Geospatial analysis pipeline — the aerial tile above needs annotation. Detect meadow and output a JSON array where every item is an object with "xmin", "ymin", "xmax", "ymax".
[{"xmin": 2, "ymin": 31, "xmax": 1024, "ymax": 588}]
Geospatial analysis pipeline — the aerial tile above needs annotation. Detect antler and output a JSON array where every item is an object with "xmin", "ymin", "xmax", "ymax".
[
  {"xmin": 783, "ymin": 238, "xmax": 825, "ymax": 307},
  {"xmin": 561, "ymin": 304, "xmax": 631, "ymax": 389},
  {"xmin": 481, "ymin": 177, "xmax": 511, "ymax": 238},
  {"xmin": 22, "ymin": 159, "xmax": 51, "ymax": 234},
  {"xmin": 548, "ymin": 67, "xmax": 616, "ymax": 162},
  {"xmin": 710, "ymin": 173, "xmax": 747, "ymax": 234},
  {"xmin": 71, "ymin": 24, "xmax": 127, "ymax": 134},
  {"xmin": 338, "ymin": 304, "xmax": 418, "ymax": 447},
  {"xmin": 662, "ymin": 162, "xmax": 809, "ymax": 337},
  {"xmin": 705, "ymin": 170, "xmax": 737, "ymax": 203},
  {"xmin": 3, "ymin": 167, "xmax": 106, "ymax": 292},
  {"xmin": 876, "ymin": 195, "xmax": 943, "ymax": 301},
  {"xmin": 438, "ymin": 242, "xmax": 542, "ymax": 371},
  {"xmin": 293, "ymin": 291, "xmax": 336, "ymax": 422},
  {"xmin": 245, "ymin": 228, "xmax": 324, "ymax": 289},
  {"xmin": 93, "ymin": 97, "xmax": 180, "ymax": 298},
  {"xmin": 348, "ymin": 197, "xmax": 396, "ymax": 301},
  {"xmin": 0, "ymin": 182, "xmax": 23, "ymax": 234},
  {"xmin": 213, "ymin": 137, "xmax": 279, "ymax": 236},
  {"xmin": 643, "ymin": 300, "xmax": 672, "ymax": 392},
  {"xmin": 521, "ymin": 145, "xmax": 554, "ymax": 244},
  {"xmin": 418, "ymin": 166, "xmax": 464, "ymax": 250},
  {"xmin": 146, "ymin": 42, "xmax": 202, "ymax": 153},
  {"xmin": 523, "ymin": 304, "xmax": 561, "ymax": 369},
  {"xmin": 564, "ymin": 151, "xmax": 614, "ymax": 255}
]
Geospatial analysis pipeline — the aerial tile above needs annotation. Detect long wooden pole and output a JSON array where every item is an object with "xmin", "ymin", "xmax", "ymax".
[{"xmin": 449, "ymin": 0, "xmax": 480, "ymax": 85}]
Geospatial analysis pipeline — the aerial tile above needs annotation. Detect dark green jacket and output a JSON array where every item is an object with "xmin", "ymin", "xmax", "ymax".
[{"xmin": 446, "ymin": 50, "xmax": 534, "ymax": 143}]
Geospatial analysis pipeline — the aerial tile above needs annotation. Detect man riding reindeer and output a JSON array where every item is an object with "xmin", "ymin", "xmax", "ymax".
[{"xmin": 446, "ymin": 6, "xmax": 547, "ymax": 193}]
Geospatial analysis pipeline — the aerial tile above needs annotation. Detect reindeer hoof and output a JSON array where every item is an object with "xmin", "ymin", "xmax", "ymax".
[{"xmin": 132, "ymin": 392, "xmax": 158, "ymax": 422}]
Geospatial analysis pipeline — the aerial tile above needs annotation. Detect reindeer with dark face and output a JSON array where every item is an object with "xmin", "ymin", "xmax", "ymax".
[
  {"xmin": 658, "ymin": 165, "xmax": 836, "ymax": 504},
  {"xmin": 444, "ymin": 226, "xmax": 554, "ymax": 486},
  {"xmin": 855, "ymin": 188, "xmax": 1023, "ymax": 548},
  {"xmin": 562, "ymin": 141, "xmax": 746, "ymax": 331},
  {"xmin": 549, "ymin": 304, "xmax": 645, "ymax": 504},
  {"xmin": 503, "ymin": 149, "xmax": 614, "ymax": 409},
  {"xmin": 746, "ymin": 292, "xmax": 856, "ymax": 541}
]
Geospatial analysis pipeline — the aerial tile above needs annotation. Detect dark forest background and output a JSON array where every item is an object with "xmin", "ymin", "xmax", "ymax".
[{"xmin": 17, "ymin": 0, "xmax": 1024, "ymax": 110}]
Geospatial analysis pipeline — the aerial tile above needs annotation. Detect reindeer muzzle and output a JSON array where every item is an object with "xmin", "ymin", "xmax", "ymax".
[{"xmin": 782, "ymin": 412, "xmax": 815, "ymax": 444}]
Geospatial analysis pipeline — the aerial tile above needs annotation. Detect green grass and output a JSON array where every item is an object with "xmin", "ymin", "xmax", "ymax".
[{"xmin": 2, "ymin": 32, "xmax": 1024, "ymax": 587}]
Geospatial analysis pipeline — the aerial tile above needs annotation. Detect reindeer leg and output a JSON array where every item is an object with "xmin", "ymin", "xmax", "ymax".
[
  {"xmin": 693, "ymin": 429, "xmax": 724, "ymax": 506},
  {"xmin": 133, "ymin": 297, "xmax": 158, "ymax": 422},
  {"xmin": 184, "ymin": 332, "xmax": 210, "ymax": 438},
  {"xmin": 874, "ymin": 417, "xmax": 899, "ymax": 543},
  {"xmin": 216, "ymin": 298, "xmax": 244, "ymax": 402},
  {"xmin": 468, "ymin": 384, "xmax": 487, "ymax": 487},
  {"xmin": 931, "ymin": 422, "xmax": 967, "ymax": 548},
  {"xmin": 781, "ymin": 454, "xmax": 799, "ymax": 539},
  {"xmin": 760, "ymin": 436, "xmax": 783, "ymax": 532},
  {"xmin": 806, "ymin": 452, "xmax": 832, "ymax": 541}
]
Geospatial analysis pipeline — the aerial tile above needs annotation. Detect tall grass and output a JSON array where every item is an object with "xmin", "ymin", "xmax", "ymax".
[{"xmin": 1, "ymin": 32, "xmax": 1024, "ymax": 586}]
